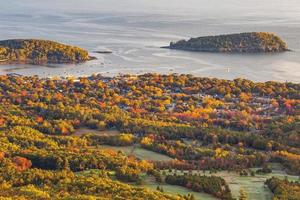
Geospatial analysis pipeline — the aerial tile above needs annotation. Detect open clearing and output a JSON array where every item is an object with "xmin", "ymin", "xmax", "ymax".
[
  {"xmin": 73, "ymin": 128, "xmax": 121, "ymax": 137},
  {"xmin": 100, "ymin": 145, "xmax": 173, "ymax": 161},
  {"xmin": 76, "ymin": 168, "xmax": 298, "ymax": 200},
  {"xmin": 214, "ymin": 171, "xmax": 273, "ymax": 200},
  {"xmin": 204, "ymin": 170, "xmax": 297, "ymax": 200},
  {"xmin": 162, "ymin": 164, "xmax": 299, "ymax": 200},
  {"xmin": 143, "ymin": 176, "xmax": 217, "ymax": 200},
  {"xmin": 72, "ymin": 130, "xmax": 298, "ymax": 200},
  {"xmin": 73, "ymin": 128, "xmax": 173, "ymax": 161}
]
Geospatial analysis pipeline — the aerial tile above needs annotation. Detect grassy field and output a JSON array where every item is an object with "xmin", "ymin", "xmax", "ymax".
[
  {"xmin": 76, "ymin": 163, "xmax": 298, "ymax": 200},
  {"xmin": 204, "ymin": 170, "xmax": 297, "ymax": 200},
  {"xmin": 77, "ymin": 170, "xmax": 216, "ymax": 200},
  {"xmin": 142, "ymin": 176, "xmax": 217, "ymax": 200},
  {"xmin": 73, "ymin": 128, "xmax": 173, "ymax": 160},
  {"xmin": 214, "ymin": 171, "xmax": 272, "ymax": 200},
  {"xmin": 72, "ymin": 129, "xmax": 298, "ymax": 200},
  {"xmin": 100, "ymin": 145, "xmax": 173, "ymax": 161},
  {"xmin": 73, "ymin": 128, "xmax": 121, "ymax": 136},
  {"xmin": 159, "ymin": 170, "xmax": 272, "ymax": 200},
  {"xmin": 161, "ymin": 164, "xmax": 299, "ymax": 200}
]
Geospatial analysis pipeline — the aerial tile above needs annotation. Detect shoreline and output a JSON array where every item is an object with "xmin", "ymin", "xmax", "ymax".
[
  {"xmin": 3, "ymin": 72, "xmax": 299, "ymax": 84},
  {"xmin": 162, "ymin": 46, "xmax": 291, "ymax": 54},
  {"xmin": 0, "ymin": 56, "xmax": 97, "ymax": 66}
]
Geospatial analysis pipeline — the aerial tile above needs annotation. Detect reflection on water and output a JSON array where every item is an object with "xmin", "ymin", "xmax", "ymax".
[{"xmin": 0, "ymin": 0, "xmax": 299, "ymax": 82}]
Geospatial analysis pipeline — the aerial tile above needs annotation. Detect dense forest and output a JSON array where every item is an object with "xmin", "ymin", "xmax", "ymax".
[
  {"xmin": 0, "ymin": 73, "xmax": 299, "ymax": 199},
  {"xmin": 166, "ymin": 32, "xmax": 289, "ymax": 53},
  {"xmin": 165, "ymin": 174, "xmax": 232, "ymax": 199},
  {"xmin": 0, "ymin": 39, "xmax": 93, "ymax": 64},
  {"xmin": 265, "ymin": 177, "xmax": 300, "ymax": 199}
]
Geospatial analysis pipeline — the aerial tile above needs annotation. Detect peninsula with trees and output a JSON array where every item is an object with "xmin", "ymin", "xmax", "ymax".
[
  {"xmin": 0, "ymin": 39, "xmax": 94, "ymax": 64},
  {"xmin": 165, "ymin": 32, "xmax": 289, "ymax": 53}
]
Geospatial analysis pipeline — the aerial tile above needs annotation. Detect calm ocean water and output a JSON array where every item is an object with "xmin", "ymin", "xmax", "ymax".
[{"xmin": 0, "ymin": 0, "xmax": 300, "ymax": 82}]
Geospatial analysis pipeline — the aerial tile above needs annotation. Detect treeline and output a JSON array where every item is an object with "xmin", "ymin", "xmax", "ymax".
[
  {"xmin": 165, "ymin": 174, "xmax": 233, "ymax": 199},
  {"xmin": 265, "ymin": 177, "xmax": 300, "ymax": 200},
  {"xmin": 83, "ymin": 133, "xmax": 135, "ymax": 146},
  {"xmin": 0, "ymin": 156, "xmax": 180, "ymax": 200}
]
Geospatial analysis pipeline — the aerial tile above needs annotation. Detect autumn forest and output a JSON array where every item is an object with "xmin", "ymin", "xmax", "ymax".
[{"xmin": 0, "ymin": 73, "xmax": 298, "ymax": 199}]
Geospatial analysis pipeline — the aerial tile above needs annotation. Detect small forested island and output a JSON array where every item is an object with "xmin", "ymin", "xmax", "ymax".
[
  {"xmin": 0, "ymin": 39, "xmax": 94, "ymax": 64},
  {"xmin": 0, "ymin": 73, "xmax": 299, "ymax": 199},
  {"xmin": 166, "ymin": 32, "xmax": 289, "ymax": 53}
]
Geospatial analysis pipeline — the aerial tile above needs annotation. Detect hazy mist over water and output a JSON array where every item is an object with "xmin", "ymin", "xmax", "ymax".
[{"xmin": 0, "ymin": 0, "xmax": 300, "ymax": 82}]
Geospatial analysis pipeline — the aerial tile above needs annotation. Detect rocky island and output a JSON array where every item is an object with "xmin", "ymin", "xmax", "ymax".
[
  {"xmin": 165, "ymin": 32, "xmax": 289, "ymax": 53},
  {"xmin": 0, "ymin": 39, "xmax": 95, "ymax": 64}
]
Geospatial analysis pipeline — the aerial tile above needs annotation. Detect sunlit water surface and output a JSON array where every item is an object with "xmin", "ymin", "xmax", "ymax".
[{"xmin": 0, "ymin": 0, "xmax": 300, "ymax": 82}]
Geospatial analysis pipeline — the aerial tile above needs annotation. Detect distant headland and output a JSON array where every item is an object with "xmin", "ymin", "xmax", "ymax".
[
  {"xmin": 164, "ymin": 32, "xmax": 289, "ymax": 53},
  {"xmin": 0, "ymin": 39, "xmax": 95, "ymax": 64}
]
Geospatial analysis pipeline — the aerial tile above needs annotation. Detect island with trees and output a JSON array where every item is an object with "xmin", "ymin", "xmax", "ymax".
[
  {"xmin": 165, "ymin": 32, "xmax": 289, "ymax": 53},
  {"xmin": 0, "ymin": 39, "xmax": 94, "ymax": 64}
]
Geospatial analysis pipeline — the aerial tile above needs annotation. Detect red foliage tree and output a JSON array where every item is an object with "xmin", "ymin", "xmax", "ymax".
[{"xmin": 12, "ymin": 156, "xmax": 32, "ymax": 171}]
